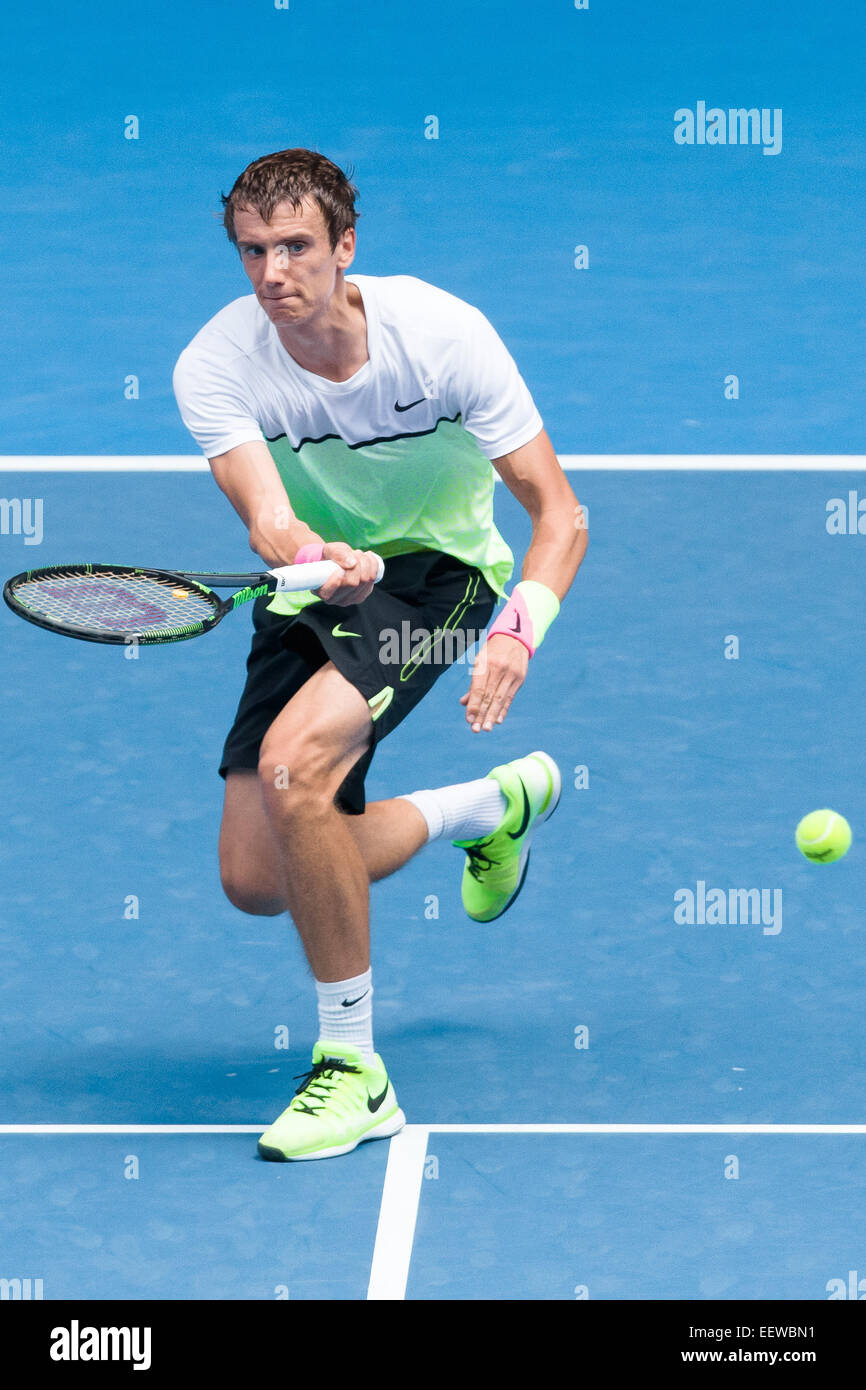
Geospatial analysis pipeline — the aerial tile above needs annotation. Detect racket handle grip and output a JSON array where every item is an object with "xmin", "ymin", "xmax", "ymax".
[{"xmin": 269, "ymin": 554, "xmax": 385, "ymax": 593}]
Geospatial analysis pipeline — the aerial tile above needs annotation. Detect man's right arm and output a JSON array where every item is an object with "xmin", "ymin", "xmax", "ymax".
[
  {"xmin": 209, "ymin": 439, "xmax": 322, "ymax": 569},
  {"xmin": 208, "ymin": 440, "xmax": 380, "ymax": 606}
]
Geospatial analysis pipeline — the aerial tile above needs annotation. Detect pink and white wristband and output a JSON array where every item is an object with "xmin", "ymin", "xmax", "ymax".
[{"xmin": 486, "ymin": 579, "xmax": 560, "ymax": 657}]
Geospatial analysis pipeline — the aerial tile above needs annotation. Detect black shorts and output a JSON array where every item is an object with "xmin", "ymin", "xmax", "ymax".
[{"xmin": 219, "ymin": 550, "xmax": 498, "ymax": 814}]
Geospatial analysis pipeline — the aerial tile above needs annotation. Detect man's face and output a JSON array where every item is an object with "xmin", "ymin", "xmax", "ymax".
[{"xmin": 233, "ymin": 196, "xmax": 354, "ymax": 328}]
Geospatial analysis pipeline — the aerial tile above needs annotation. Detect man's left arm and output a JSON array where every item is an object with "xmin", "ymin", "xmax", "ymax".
[{"xmin": 461, "ymin": 428, "xmax": 587, "ymax": 732}]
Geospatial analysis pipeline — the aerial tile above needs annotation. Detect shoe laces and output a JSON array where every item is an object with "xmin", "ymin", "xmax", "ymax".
[
  {"xmin": 464, "ymin": 838, "xmax": 499, "ymax": 882},
  {"xmin": 290, "ymin": 1057, "xmax": 361, "ymax": 1116}
]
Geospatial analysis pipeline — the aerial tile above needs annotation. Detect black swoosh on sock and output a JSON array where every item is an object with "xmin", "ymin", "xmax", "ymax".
[{"xmin": 341, "ymin": 991, "xmax": 369, "ymax": 1007}]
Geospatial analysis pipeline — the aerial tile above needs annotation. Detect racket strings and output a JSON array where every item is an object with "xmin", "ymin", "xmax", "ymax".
[{"xmin": 11, "ymin": 569, "xmax": 217, "ymax": 634}]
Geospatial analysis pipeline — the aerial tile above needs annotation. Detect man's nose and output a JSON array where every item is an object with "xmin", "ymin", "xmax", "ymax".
[{"xmin": 264, "ymin": 247, "xmax": 290, "ymax": 280}]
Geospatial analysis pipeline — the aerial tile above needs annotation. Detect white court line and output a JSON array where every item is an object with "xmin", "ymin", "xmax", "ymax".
[
  {"xmin": 366, "ymin": 1124, "xmax": 866, "ymax": 1301},
  {"xmin": 0, "ymin": 456, "xmax": 210, "ymax": 471},
  {"xmin": 3, "ymin": 1121, "xmax": 863, "ymax": 1302},
  {"xmin": 366, "ymin": 1123, "xmax": 866, "ymax": 1301},
  {"xmin": 367, "ymin": 1126, "xmax": 430, "ymax": 1301},
  {"xmin": 423, "ymin": 1123, "xmax": 866, "ymax": 1134},
  {"xmin": 0, "ymin": 454, "xmax": 865, "ymax": 471},
  {"xmin": 2, "ymin": 1122, "xmax": 866, "ymax": 1134},
  {"xmin": 559, "ymin": 455, "xmax": 866, "ymax": 471},
  {"xmin": 0, "ymin": 1124, "xmax": 265, "ymax": 1133}
]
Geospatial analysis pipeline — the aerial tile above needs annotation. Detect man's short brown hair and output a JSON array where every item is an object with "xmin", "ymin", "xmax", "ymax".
[{"xmin": 221, "ymin": 148, "xmax": 360, "ymax": 252}]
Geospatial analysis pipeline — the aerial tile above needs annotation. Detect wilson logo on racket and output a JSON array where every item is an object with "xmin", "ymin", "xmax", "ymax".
[{"xmin": 232, "ymin": 583, "xmax": 269, "ymax": 608}]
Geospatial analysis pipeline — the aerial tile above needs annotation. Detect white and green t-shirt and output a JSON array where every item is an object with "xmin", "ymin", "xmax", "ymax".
[{"xmin": 172, "ymin": 273, "xmax": 543, "ymax": 615}]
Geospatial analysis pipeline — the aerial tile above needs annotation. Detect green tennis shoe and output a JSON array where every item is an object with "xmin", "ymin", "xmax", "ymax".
[
  {"xmin": 454, "ymin": 750, "xmax": 561, "ymax": 922},
  {"xmin": 258, "ymin": 1041, "xmax": 405, "ymax": 1162}
]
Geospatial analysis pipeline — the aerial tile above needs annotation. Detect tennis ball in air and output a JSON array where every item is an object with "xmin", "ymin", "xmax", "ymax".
[{"xmin": 795, "ymin": 809, "xmax": 851, "ymax": 864}]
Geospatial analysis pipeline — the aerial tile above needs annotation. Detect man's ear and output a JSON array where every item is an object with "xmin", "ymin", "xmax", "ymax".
[{"xmin": 336, "ymin": 226, "xmax": 357, "ymax": 270}]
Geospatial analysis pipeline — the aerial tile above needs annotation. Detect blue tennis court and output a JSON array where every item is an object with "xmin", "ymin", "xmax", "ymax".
[
  {"xmin": 1, "ymin": 0, "xmax": 865, "ymax": 1303},
  {"xmin": 2, "ymin": 468, "xmax": 865, "ymax": 1299}
]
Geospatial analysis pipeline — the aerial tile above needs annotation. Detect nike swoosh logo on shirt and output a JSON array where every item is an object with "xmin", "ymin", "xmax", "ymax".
[
  {"xmin": 507, "ymin": 784, "xmax": 532, "ymax": 840},
  {"xmin": 332, "ymin": 622, "xmax": 362, "ymax": 638},
  {"xmin": 394, "ymin": 397, "xmax": 426, "ymax": 412},
  {"xmin": 367, "ymin": 1083, "xmax": 390, "ymax": 1113}
]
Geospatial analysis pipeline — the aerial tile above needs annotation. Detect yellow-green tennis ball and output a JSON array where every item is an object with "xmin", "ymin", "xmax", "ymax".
[{"xmin": 795, "ymin": 809, "xmax": 852, "ymax": 864}]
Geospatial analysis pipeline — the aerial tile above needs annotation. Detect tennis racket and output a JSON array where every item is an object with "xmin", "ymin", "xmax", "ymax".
[{"xmin": 2, "ymin": 556, "xmax": 385, "ymax": 646}]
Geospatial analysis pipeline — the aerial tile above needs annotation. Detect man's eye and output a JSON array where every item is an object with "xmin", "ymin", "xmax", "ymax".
[{"xmin": 240, "ymin": 242, "xmax": 305, "ymax": 259}]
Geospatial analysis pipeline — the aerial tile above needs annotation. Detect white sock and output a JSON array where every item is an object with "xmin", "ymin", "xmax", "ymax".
[
  {"xmin": 315, "ymin": 969, "xmax": 376, "ymax": 1065},
  {"xmin": 399, "ymin": 777, "xmax": 508, "ymax": 843}
]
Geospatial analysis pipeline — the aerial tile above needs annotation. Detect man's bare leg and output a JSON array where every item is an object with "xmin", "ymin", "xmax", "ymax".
[
  {"xmin": 220, "ymin": 771, "xmax": 428, "ymax": 915},
  {"xmin": 253, "ymin": 662, "xmax": 430, "ymax": 980},
  {"xmin": 250, "ymin": 670, "xmax": 414, "ymax": 1162},
  {"xmin": 342, "ymin": 800, "xmax": 428, "ymax": 882}
]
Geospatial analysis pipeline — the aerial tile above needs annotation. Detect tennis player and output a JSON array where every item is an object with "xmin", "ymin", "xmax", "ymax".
[{"xmin": 173, "ymin": 149, "xmax": 587, "ymax": 1161}]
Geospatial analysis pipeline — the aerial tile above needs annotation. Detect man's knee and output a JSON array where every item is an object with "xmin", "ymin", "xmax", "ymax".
[
  {"xmin": 218, "ymin": 772, "xmax": 286, "ymax": 915},
  {"xmin": 258, "ymin": 725, "xmax": 361, "ymax": 818},
  {"xmin": 219, "ymin": 861, "xmax": 286, "ymax": 917},
  {"xmin": 258, "ymin": 744, "xmax": 325, "ymax": 811}
]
